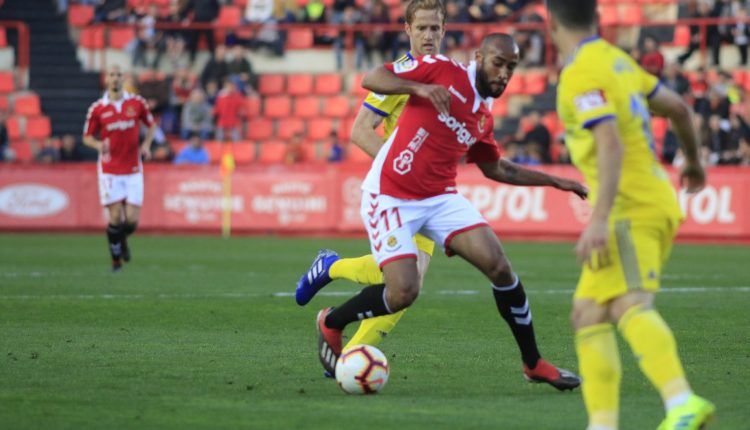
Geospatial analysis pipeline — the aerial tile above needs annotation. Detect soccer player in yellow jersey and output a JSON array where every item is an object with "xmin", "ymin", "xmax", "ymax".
[
  {"xmin": 296, "ymin": 0, "xmax": 581, "ymax": 391},
  {"xmin": 545, "ymin": 0, "xmax": 715, "ymax": 429}
]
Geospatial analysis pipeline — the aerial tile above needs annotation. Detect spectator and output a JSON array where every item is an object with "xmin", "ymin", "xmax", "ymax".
[
  {"xmin": 181, "ymin": 0, "xmax": 220, "ymax": 63},
  {"xmin": 162, "ymin": 35, "xmax": 191, "ymax": 74},
  {"xmin": 661, "ymin": 62, "xmax": 691, "ymax": 96},
  {"xmin": 59, "ymin": 134, "xmax": 97, "ymax": 162},
  {"xmin": 722, "ymin": 113, "xmax": 750, "ymax": 163},
  {"xmin": 335, "ymin": 6, "xmax": 367, "ymax": 70},
  {"xmin": 640, "ymin": 36, "xmax": 665, "ymax": 77},
  {"xmin": 35, "ymin": 138, "xmax": 60, "ymax": 164},
  {"xmin": 285, "ymin": 132, "xmax": 308, "ymax": 164},
  {"xmin": 200, "ymin": 44, "xmax": 229, "ymax": 90},
  {"xmin": 327, "ymin": 131, "xmax": 344, "ymax": 162},
  {"xmin": 303, "ymin": 0, "xmax": 327, "ymax": 25},
  {"xmin": 213, "ymin": 80, "xmax": 245, "ymax": 142},
  {"xmin": 245, "ymin": 0, "xmax": 274, "ymax": 23},
  {"xmin": 712, "ymin": 71, "xmax": 742, "ymax": 104},
  {"xmin": 181, "ymin": 88, "xmax": 214, "ymax": 140},
  {"xmin": 738, "ymin": 136, "xmax": 750, "ymax": 165},
  {"xmin": 138, "ymin": 74, "xmax": 170, "ymax": 115},
  {"xmin": 731, "ymin": 1, "xmax": 749, "ymax": 65},
  {"xmin": 131, "ymin": 5, "xmax": 164, "ymax": 69},
  {"xmin": 706, "ymin": 114, "xmax": 730, "ymax": 164},
  {"xmin": 174, "ymin": 135, "xmax": 210, "ymax": 165},
  {"xmin": 517, "ymin": 111, "xmax": 551, "ymax": 163},
  {"xmin": 677, "ymin": 0, "xmax": 715, "ymax": 65},
  {"xmin": 444, "ymin": 0, "xmax": 469, "ymax": 52},
  {"xmin": 366, "ymin": 0, "xmax": 394, "ymax": 62},
  {"xmin": 226, "ymin": 45, "xmax": 257, "ymax": 94},
  {"xmin": 695, "ymin": 89, "xmax": 731, "ymax": 120},
  {"xmin": 93, "ymin": 0, "xmax": 128, "ymax": 23},
  {"xmin": 0, "ymin": 111, "xmax": 8, "ymax": 162}
]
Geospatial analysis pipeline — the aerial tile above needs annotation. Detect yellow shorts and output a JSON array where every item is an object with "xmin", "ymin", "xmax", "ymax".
[
  {"xmin": 414, "ymin": 233, "xmax": 435, "ymax": 256},
  {"xmin": 574, "ymin": 216, "xmax": 679, "ymax": 304}
]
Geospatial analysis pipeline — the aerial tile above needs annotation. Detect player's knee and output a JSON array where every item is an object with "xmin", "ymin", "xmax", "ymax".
[
  {"xmin": 386, "ymin": 282, "xmax": 420, "ymax": 312},
  {"xmin": 486, "ymin": 258, "xmax": 514, "ymax": 286}
]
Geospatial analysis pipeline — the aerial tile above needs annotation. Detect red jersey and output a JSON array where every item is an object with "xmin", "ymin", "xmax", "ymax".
[
  {"xmin": 84, "ymin": 92, "xmax": 155, "ymax": 174},
  {"xmin": 213, "ymin": 89, "xmax": 245, "ymax": 128},
  {"xmin": 362, "ymin": 55, "xmax": 500, "ymax": 200}
]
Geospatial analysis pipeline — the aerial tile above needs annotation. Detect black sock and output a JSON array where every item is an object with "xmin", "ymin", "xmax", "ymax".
[
  {"xmin": 106, "ymin": 224, "xmax": 124, "ymax": 260},
  {"xmin": 325, "ymin": 284, "xmax": 391, "ymax": 330},
  {"xmin": 492, "ymin": 276, "xmax": 541, "ymax": 368},
  {"xmin": 123, "ymin": 222, "xmax": 137, "ymax": 237}
]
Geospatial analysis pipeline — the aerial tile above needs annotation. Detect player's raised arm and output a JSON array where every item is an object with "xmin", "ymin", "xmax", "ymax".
[
  {"xmin": 477, "ymin": 159, "xmax": 588, "ymax": 199},
  {"xmin": 647, "ymin": 86, "xmax": 705, "ymax": 193},
  {"xmin": 361, "ymin": 63, "xmax": 450, "ymax": 115}
]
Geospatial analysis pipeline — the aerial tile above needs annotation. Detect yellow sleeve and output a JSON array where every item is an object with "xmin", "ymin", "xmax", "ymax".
[
  {"xmin": 563, "ymin": 65, "xmax": 618, "ymax": 130},
  {"xmin": 639, "ymin": 66, "xmax": 662, "ymax": 100},
  {"xmin": 362, "ymin": 92, "xmax": 406, "ymax": 118}
]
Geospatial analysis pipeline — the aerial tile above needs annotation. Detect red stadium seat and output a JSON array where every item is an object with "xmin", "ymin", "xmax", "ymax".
[
  {"xmin": 244, "ymin": 96, "xmax": 261, "ymax": 117},
  {"xmin": 257, "ymin": 141, "xmax": 288, "ymax": 164},
  {"xmin": 80, "ymin": 25, "xmax": 105, "ymax": 49},
  {"xmin": 216, "ymin": 5, "xmax": 242, "ymax": 27},
  {"xmin": 6, "ymin": 116, "xmax": 22, "ymax": 140},
  {"xmin": 264, "ymin": 95, "xmax": 292, "ymax": 118},
  {"xmin": 651, "ymin": 117, "xmax": 668, "ymax": 142},
  {"xmin": 286, "ymin": 28, "xmax": 314, "ymax": 50},
  {"xmin": 672, "ymin": 26, "xmax": 690, "ymax": 47},
  {"xmin": 12, "ymin": 140, "xmax": 33, "ymax": 162},
  {"xmin": 108, "ymin": 27, "xmax": 136, "ymax": 49},
  {"xmin": 322, "ymin": 96, "xmax": 350, "ymax": 118},
  {"xmin": 287, "ymin": 74, "xmax": 314, "ymax": 96},
  {"xmin": 491, "ymin": 98, "xmax": 508, "ymax": 118},
  {"xmin": 246, "ymin": 118, "xmax": 274, "ymax": 140},
  {"xmin": 731, "ymin": 70, "xmax": 746, "ymax": 87},
  {"xmin": 0, "ymin": 28, "xmax": 6, "ymax": 47},
  {"xmin": 619, "ymin": 4, "xmax": 642, "ymax": 25},
  {"xmin": 25, "ymin": 116, "xmax": 51, "ymax": 140},
  {"xmin": 276, "ymin": 118, "xmax": 306, "ymax": 140},
  {"xmin": 233, "ymin": 0, "xmax": 249, "ymax": 7},
  {"xmin": 0, "ymin": 95, "xmax": 7, "ymax": 111},
  {"xmin": 337, "ymin": 117, "xmax": 356, "ymax": 141},
  {"xmin": 523, "ymin": 72, "xmax": 547, "ymax": 95},
  {"xmin": 204, "ymin": 141, "xmax": 223, "ymax": 163},
  {"xmin": 293, "ymin": 96, "xmax": 321, "ymax": 119},
  {"xmin": 346, "ymin": 144, "xmax": 372, "ymax": 163},
  {"xmin": 504, "ymin": 74, "xmax": 524, "ymax": 95},
  {"xmin": 68, "ymin": 4, "xmax": 94, "ymax": 27},
  {"xmin": 350, "ymin": 73, "xmax": 369, "ymax": 96},
  {"xmin": 232, "ymin": 141, "xmax": 255, "ymax": 164},
  {"xmin": 0, "ymin": 71, "xmax": 14, "ymax": 93},
  {"xmin": 314, "ymin": 74, "xmax": 342, "ymax": 95},
  {"xmin": 13, "ymin": 93, "xmax": 41, "ymax": 116},
  {"xmin": 307, "ymin": 118, "xmax": 334, "ymax": 141},
  {"xmin": 598, "ymin": 5, "xmax": 618, "ymax": 26},
  {"xmin": 258, "ymin": 74, "xmax": 285, "ymax": 96}
]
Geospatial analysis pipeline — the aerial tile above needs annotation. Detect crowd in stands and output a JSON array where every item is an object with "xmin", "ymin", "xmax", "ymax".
[{"xmin": 2, "ymin": 0, "xmax": 749, "ymax": 167}]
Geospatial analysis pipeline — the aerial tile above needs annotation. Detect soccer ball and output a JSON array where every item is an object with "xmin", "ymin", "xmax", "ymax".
[{"xmin": 335, "ymin": 344, "xmax": 389, "ymax": 394}]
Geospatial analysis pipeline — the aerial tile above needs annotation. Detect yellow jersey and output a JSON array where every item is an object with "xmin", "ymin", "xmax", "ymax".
[
  {"xmin": 557, "ymin": 37, "xmax": 681, "ymax": 220},
  {"xmin": 362, "ymin": 53, "xmax": 414, "ymax": 139}
]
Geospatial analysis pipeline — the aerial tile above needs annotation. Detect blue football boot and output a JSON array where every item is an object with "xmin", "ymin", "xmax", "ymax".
[{"xmin": 295, "ymin": 250, "xmax": 340, "ymax": 306}]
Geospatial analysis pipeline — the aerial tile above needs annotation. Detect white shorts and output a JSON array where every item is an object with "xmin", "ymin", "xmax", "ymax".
[
  {"xmin": 360, "ymin": 192, "xmax": 488, "ymax": 268},
  {"xmin": 98, "ymin": 171, "xmax": 144, "ymax": 207}
]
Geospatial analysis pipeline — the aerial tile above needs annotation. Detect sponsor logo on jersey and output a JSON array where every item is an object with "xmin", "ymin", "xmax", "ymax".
[
  {"xmin": 449, "ymin": 86, "xmax": 467, "ymax": 103},
  {"xmin": 394, "ymin": 59, "xmax": 418, "ymax": 74},
  {"xmin": 101, "ymin": 111, "xmax": 113, "ymax": 119},
  {"xmin": 0, "ymin": 184, "xmax": 69, "ymax": 218},
  {"xmin": 371, "ymin": 93, "xmax": 386, "ymax": 101},
  {"xmin": 393, "ymin": 128, "xmax": 429, "ymax": 175},
  {"xmin": 437, "ymin": 112, "xmax": 477, "ymax": 146},
  {"xmin": 105, "ymin": 119, "xmax": 136, "ymax": 132},
  {"xmin": 126, "ymin": 105, "xmax": 136, "ymax": 117},
  {"xmin": 573, "ymin": 90, "xmax": 607, "ymax": 113}
]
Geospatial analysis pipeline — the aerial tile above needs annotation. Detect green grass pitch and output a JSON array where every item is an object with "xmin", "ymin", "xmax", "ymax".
[{"xmin": 1, "ymin": 233, "xmax": 748, "ymax": 429}]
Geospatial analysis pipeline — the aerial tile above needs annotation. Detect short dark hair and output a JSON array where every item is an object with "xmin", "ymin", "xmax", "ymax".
[
  {"xmin": 546, "ymin": 0, "xmax": 598, "ymax": 30},
  {"xmin": 405, "ymin": 0, "xmax": 446, "ymax": 25}
]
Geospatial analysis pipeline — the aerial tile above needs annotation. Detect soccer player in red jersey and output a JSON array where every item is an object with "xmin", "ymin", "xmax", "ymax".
[
  {"xmin": 83, "ymin": 65, "xmax": 157, "ymax": 272},
  {"xmin": 316, "ymin": 34, "xmax": 588, "ymax": 384}
]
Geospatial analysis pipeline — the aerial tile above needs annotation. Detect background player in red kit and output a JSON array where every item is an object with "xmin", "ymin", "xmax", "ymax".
[
  {"xmin": 315, "ymin": 34, "xmax": 588, "ymax": 381},
  {"xmin": 83, "ymin": 65, "xmax": 157, "ymax": 272}
]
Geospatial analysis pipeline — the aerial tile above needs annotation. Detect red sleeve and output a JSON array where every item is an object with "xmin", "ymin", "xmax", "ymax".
[
  {"xmin": 83, "ymin": 102, "xmax": 100, "ymax": 137},
  {"xmin": 135, "ymin": 96, "xmax": 155, "ymax": 127},
  {"xmin": 383, "ymin": 55, "xmax": 454, "ymax": 84}
]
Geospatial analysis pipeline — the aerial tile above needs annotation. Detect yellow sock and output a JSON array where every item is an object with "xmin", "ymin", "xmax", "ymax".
[
  {"xmin": 576, "ymin": 323, "xmax": 621, "ymax": 429},
  {"xmin": 329, "ymin": 255, "xmax": 383, "ymax": 285},
  {"xmin": 344, "ymin": 310, "xmax": 406, "ymax": 349},
  {"xmin": 618, "ymin": 305, "xmax": 691, "ymax": 403}
]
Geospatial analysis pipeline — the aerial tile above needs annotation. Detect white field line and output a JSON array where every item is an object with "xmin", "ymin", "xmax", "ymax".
[{"xmin": 0, "ymin": 287, "xmax": 748, "ymax": 301}]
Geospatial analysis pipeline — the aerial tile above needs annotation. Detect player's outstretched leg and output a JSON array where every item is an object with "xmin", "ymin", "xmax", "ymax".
[
  {"xmin": 295, "ymin": 250, "xmax": 341, "ymax": 305},
  {"xmin": 618, "ymin": 304, "xmax": 715, "ymax": 430},
  {"xmin": 106, "ymin": 223, "xmax": 125, "ymax": 272}
]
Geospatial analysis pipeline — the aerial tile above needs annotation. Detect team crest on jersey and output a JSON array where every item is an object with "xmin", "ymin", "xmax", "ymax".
[
  {"xmin": 573, "ymin": 90, "xmax": 607, "ymax": 113},
  {"xmin": 478, "ymin": 116, "xmax": 487, "ymax": 133},
  {"xmin": 394, "ymin": 59, "xmax": 418, "ymax": 74},
  {"xmin": 386, "ymin": 235, "xmax": 400, "ymax": 251},
  {"xmin": 126, "ymin": 105, "xmax": 137, "ymax": 117}
]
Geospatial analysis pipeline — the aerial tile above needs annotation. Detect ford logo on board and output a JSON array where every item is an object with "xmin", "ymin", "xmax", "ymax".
[{"xmin": 0, "ymin": 184, "xmax": 69, "ymax": 218}]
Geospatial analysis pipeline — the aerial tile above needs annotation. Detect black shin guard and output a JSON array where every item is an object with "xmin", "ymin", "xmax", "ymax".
[
  {"xmin": 492, "ymin": 276, "xmax": 541, "ymax": 368},
  {"xmin": 123, "ymin": 222, "xmax": 138, "ymax": 237},
  {"xmin": 325, "ymin": 284, "xmax": 391, "ymax": 330},
  {"xmin": 106, "ymin": 224, "xmax": 125, "ymax": 261}
]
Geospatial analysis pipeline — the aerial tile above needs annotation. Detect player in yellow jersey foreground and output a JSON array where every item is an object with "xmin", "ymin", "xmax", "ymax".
[
  {"xmin": 296, "ymin": 0, "xmax": 581, "ymax": 391},
  {"xmin": 545, "ymin": 0, "xmax": 716, "ymax": 429}
]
